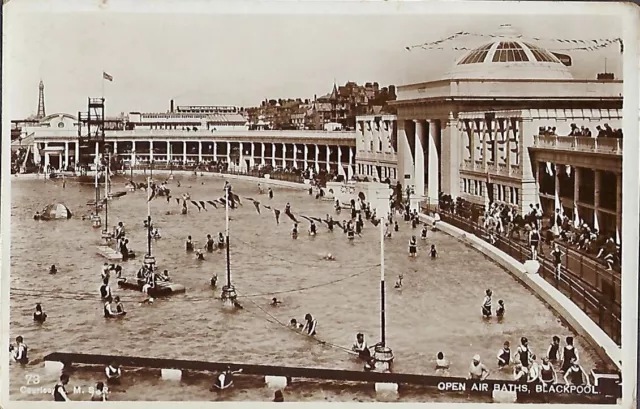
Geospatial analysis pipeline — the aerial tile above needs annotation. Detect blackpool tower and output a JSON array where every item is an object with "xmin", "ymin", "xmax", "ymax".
[{"xmin": 36, "ymin": 80, "xmax": 46, "ymax": 119}]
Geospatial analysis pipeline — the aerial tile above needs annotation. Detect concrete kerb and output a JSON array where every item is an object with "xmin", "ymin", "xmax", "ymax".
[{"xmin": 418, "ymin": 213, "xmax": 621, "ymax": 371}]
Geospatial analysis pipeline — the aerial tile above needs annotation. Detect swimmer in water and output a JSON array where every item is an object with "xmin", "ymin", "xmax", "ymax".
[
  {"xmin": 429, "ymin": 244, "xmax": 437, "ymax": 258},
  {"xmin": 468, "ymin": 355, "xmax": 490, "ymax": 380},
  {"xmin": 195, "ymin": 249, "xmax": 205, "ymax": 260},
  {"xmin": 152, "ymin": 228, "xmax": 161, "ymax": 239},
  {"xmin": 482, "ymin": 289, "xmax": 492, "ymax": 317},
  {"xmin": 394, "ymin": 221, "xmax": 399, "ymax": 232},
  {"xmin": 158, "ymin": 270, "xmax": 171, "ymax": 282},
  {"xmin": 186, "ymin": 236, "xmax": 194, "ymax": 252},
  {"xmin": 302, "ymin": 313, "xmax": 317, "ymax": 336},
  {"xmin": 217, "ymin": 233, "xmax": 225, "ymax": 249},
  {"xmin": 322, "ymin": 253, "xmax": 335, "ymax": 261},
  {"xmin": 289, "ymin": 318, "xmax": 304, "ymax": 330},
  {"xmin": 497, "ymin": 341, "xmax": 512, "ymax": 368},
  {"xmin": 113, "ymin": 296, "xmax": 126, "ymax": 315},
  {"xmin": 91, "ymin": 382, "xmax": 108, "ymax": 401},
  {"xmin": 268, "ymin": 188, "xmax": 273, "ymax": 199},
  {"xmin": 34, "ymin": 211, "xmax": 41, "ymax": 220},
  {"xmin": 421, "ymin": 226, "xmax": 428, "ymax": 240},
  {"xmin": 206, "ymin": 234, "xmax": 215, "ymax": 252},
  {"xmin": 496, "ymin": 300, "xmax": 505, "ymax": 317},
  {"xmin": 408, "ymin": 236, "xmax": 417, "ymax": 257},
  {"xmin": 309, "ymin": 221, "xmax": 317, "ymax": 236},
  {"xmin": 210, "ymin": 274, "xmax": 218, "ymax": 287},
  {"xmin": 291, "ymin": 223, "xmax": 298, "ymax": 239},
  {"xmin": 10, "ymin": 336, "xmax": 29, "ymax": 364},
  {"xmin": 258, "ymin": 183, "xmax": 264, "ymax": 194},
  {"xmin": 49, "ymin": 264, "xmax": 58, "ymax": 275},
  {"xmin": 435, "ymin": 352, "xmax": 450, "ymax": 370},
  {"xmin": 33, "ymin": 303, "xmax": 47, "ymax": 323},
  {"xmin": 352, "ymin": 333, "xmax": 371, "ymax": 360},
  {"xmin": 100, "ymin": 278, "xmax": 113, "ymax": 302},
  {"xmin": 270, "ymin": 297, "xmax": 281, "ymax": 306},
  {"xmin": 394, "ymin": 274, "xmax": 403, "ymax": 289}
]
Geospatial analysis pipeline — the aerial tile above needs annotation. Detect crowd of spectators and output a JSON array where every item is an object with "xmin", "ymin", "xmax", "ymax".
[
  {"xmin": 437, "ymin": 194, "xmax": 620, "ymax": 272},
  {"xmin": 538, "ymin": 123, "xmax": 623, "ymax": 139}
]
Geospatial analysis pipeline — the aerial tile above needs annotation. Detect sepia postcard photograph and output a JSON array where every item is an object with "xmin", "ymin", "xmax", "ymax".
[{"xmin": 1, "ymin": 0, "xmax": 638, "ymax": 407}]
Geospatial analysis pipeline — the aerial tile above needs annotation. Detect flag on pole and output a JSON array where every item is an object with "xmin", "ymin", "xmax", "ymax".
[
  {"xmin": 103, "ymin": 72, "xmax": 113, "ymax": 82},
  {"xmin": 594, "ymin": 211, "xmax": 600, "ymax": 232},
  {"xmin": 573, "ymin": 205, "xmax": 580, "ymax": 228},
  {"xmin": 545, "ymin": 162, "xmax": 553, "ymax": 176}
]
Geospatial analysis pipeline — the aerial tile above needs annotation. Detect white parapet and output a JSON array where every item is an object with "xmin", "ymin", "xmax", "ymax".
[
  {"xmin": 265, "ymin": 375, "xmax": 288, "ymax": 389},
  {"xmin": 374, "ymin": 382, "xmax": 399, "ymax": 393},
  {"xmin": 523, "ymin": 260, "xmax": 541, "ymax": 274},
  {"xmin": 161, "ymin": 369, "xmax": 182, "ymax": 381},
  {"xmin": 492, "ymin": 389, "xmax": 517, "ymax": 403},
  {"xmin": 44, "ymin": 360, "xmax": 64, "ymax": 374}
]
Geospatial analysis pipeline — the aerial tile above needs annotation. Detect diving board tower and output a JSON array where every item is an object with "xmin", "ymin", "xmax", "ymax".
[
  {"xmin": 371, "ymin": 183, "xmax": 395, "ymax": 372},
  {"xmin": 220, "ymin": 183, "xmax": 239, "ymax": 308},
  {"xmin": 144, "ymin": 177, "xmax": 156, "ymax": 270},
  {"xmin": 77, "ymin": 97, "xmax": 106, "ymax": 177}
]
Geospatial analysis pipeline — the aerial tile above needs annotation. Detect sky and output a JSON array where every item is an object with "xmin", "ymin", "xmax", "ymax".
[{"xmin": 4, "ymin": 1, "xmax": 625, "ymax": 119}]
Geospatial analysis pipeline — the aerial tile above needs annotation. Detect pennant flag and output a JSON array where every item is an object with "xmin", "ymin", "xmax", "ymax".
[
  {"xmin": 198, "ymin": 200, "xmax": 207, "ymax": 211},
  {"xmin": 546, "ymin": 162, "xmax": 553, "ymax": 176},
  {"xmin": 103, "ymin": 72, "xmax": 113, "ymax": 82},
  {"xmin": 286, "ymin": 211, "xmax": 299, "ymax": 223},
  {"xmin": 594, "ymin": 212, "xmax": 600, "ymax": 232},
  {"xmin": 191, "ymin": 200, "xmax": 201, "ymax": 212},
  {"xmin": 252, "ymin": 200, "xmax": 261, "ymax": 214},
  {"xmin": 554, "ymin": 190, "xmax": 563, "ymax": 219},
  {"xmin": 206, "ymin": 200, "xmax": 217, "ymax": 209},
  {"xmin": 274, "ymin": 209, "xmax": 281, "ymax": 224}
]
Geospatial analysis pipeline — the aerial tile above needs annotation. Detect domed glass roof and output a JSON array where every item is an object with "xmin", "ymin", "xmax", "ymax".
[{"xmin": 443, "ymin": 25, "xmax": 574, "ymax": 81}]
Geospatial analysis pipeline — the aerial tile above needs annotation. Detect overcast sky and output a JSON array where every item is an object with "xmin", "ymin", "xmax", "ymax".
[{"xmin": 4, "ymin": 1, "xmax": 625, "ymax": 119}]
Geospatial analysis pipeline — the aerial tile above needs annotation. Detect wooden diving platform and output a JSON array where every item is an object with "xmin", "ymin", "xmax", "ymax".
[
  {"xmin": 43, "ymin": 352, "xmax": 620, "ymax": 400},
  {"xmin": 95, "ymin": 246, "xmax": 123, "ymax": 261}
]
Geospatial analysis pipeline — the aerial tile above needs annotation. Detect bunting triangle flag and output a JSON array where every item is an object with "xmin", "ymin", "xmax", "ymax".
[
  {"xmin": 546, "ymin": 162, "xmax": 553, "ymax": 176},
  {"xmin": 554, "ymin": 190, "xmax": 563, "ymax": 219},
  {"xmin": 594, "ymin": 211, "xmax": 600, "ymax": 232}
]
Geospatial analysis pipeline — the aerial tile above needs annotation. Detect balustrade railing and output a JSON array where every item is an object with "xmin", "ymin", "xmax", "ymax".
[{"xmin": 533, "ymin": 135, "xmax": 622, "ymax": 155}]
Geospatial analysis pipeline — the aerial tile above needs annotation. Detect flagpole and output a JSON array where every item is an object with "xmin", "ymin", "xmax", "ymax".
[
  {"xmin": 225, "ymin": 185, "xmax": 231, "ymax": 288},
  {"xmin": 102, "ymin": 70, "xmax": 105, "ymax": 99},
  {"xmin": 147, "ymin": 176, "xmax": 152, "ymax": 258}
]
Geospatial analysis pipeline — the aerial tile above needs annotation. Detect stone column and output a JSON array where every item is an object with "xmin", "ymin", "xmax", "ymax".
[
  {"xmin": 271, "ymin": 143, "xmax": 277, "ymax": 167},
  {"xmin": 226, "ymin": 141, "xmax": 231, "ymax": 164},
  {"xmin": 74, "ymin": 142, "xmax": 80, "ymax": 169},
  {"xmin": 166, "ymin": 141, "xmax": 171, "ymax": 163},
  {"xmin": 414, "ymin": 120, "xmax": 426, "ymax": 197},
  {"xmin": 131, "ymin": 141, "xmax": 136, "ymax": 166},
  {"xmin": 616, "ymin": 172, "xmax": 622, "ymax": 236},
  {"xmin": 348, "ymin": 147, "xmax": 354, "ymax": 180},
  {"xmin": 397, "ymin": 120, "xmax": 414, "ymax": 187},
  {"xmin": 427, "ymin": 121, "xmax": 440, "ymax": 204},
  {"xmin": 337, "ymin": 146, "xmax": 344, "ymax": 177},
  {"xmin": 282, "ymin": 143, "xmax": 287, "ymax": 168},
  {"xmin": 594, "ymin": 170, "xmax": 601, "ymax": 230},
  {"xmin": 326, "ymin": 145, "xmax": 331, "ymax": 172},
  {"xmin": 64, "ymin": 142, "xmax": 69, "ymax": 169},
  {"xmin": 113, "ymin": 141, "xmax": 118, "ymax": 155},
  {"xmin": 303, "ymin": 144, "xmax": 309, "ymax": 170},
  {"xmin": 574, "ymin": 167, "xmax": 581, "ymax": 224},
  {"xmin": 441, "ymin": 112, "xmax": 460, "ymax": 198},
  {"xmin": 261, "ymin": 142, "xmax": 266, "ymax": 165},
  {"xmin": 198, "ymin": 141, "xmax": 203, "ymax": 163},
  {"xmin": 182, "ymin": 141, "xmax": 187, "ymax": 163},
  {"xmin": 314, "ymin": 144, "xmax": 320, "ymax": 173},
  {"xmin": 213, "ymin": 142, "xmax": 217, "ymax": 161},
  {"xmin": 292, "ymin": 144, "xmax": 298, "ymax": 169},
  {"xmin": 149, "ymin": 140, "xmax": 154, "ymax": 162},
  {"xmin": 249, "ymin": 142, "xmax": 256, "ymax": 167}
]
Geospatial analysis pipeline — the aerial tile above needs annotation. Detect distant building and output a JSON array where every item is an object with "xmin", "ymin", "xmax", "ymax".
[{"xmin": 355, "ymin": 114, "xmax": 398, "ymax": 181}]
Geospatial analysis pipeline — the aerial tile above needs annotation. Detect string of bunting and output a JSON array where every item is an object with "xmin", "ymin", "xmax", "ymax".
[
  {"xmin": 142, "ymin": 180, "xmax": 385, "ymax": 229},
  {"xmin": 405, "ymin": 31, "xmax": 623, "ymax": 53}
]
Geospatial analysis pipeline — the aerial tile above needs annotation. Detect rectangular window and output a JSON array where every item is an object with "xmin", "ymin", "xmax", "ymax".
[{"xmin": 514, "ymin": 188, "xmax": 519, "ymax": 205}]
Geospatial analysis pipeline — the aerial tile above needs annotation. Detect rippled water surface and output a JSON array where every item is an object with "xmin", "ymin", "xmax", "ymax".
[{"xmin": 9, "ymin": 173, "xmax": 613, "ymax": 402}]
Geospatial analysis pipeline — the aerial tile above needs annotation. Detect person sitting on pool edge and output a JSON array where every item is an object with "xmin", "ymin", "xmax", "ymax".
[
  {"xmin": 105, "ymin": 362, "xmax": 122, "ymax": 385},
  {"xmin": 211, "ymin": 366, "xmax": 243, "ymax": 390},
  {"xmin": 435, "ymin": 352, "xmax": 450, "ymax": 370},
  {"xmin": 352, "ymin": 333, "xmax": 370, "ymax": 360}
]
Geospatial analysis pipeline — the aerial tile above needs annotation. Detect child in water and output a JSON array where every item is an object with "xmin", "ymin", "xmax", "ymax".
[
  {"xmin": 429, "ymin": 244, "xmax": 437, "ymax": 258},
  {"xmin": 408, "ymin": 236, "xmax": 417, "ymax": 257}
]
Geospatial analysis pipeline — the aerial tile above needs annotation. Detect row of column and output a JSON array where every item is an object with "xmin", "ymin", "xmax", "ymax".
[
  {"xmin": 398, "ymin": 118, "xmax": 444, "ymax": 204},
  {"xmin": 44, "ymin": 141, "xmax": 355, "ymax": 175},
  {"xmin": 537, "ymin": 164, "xmax": 622, "ymax": 234}
]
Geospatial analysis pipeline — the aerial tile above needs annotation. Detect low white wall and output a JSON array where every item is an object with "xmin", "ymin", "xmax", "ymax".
[{"xmin": 419, "ymin": 213, "xmax": 621, "ymax": 371}]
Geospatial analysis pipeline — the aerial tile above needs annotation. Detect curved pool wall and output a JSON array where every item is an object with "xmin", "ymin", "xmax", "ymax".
[{"xmin": 22, "ymin": 170, "xmax": 620, "ymax": 370}]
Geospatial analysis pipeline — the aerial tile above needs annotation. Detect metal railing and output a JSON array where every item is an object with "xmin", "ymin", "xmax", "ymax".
[
  {"xmin": 533, "ymin": 135, "xmax": 623, "ymax": 155},
  {"xmin": 422, "ymin": 204, "xmax": 621, "ymax": 345}
]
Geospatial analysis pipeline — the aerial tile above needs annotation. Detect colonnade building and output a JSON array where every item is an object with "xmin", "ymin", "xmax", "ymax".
[
  {"xmin": 15, "ymin": 111, "xmax": 358, "ymax": 178},
  {"xmin": 389, "ymin": 25, "xmax": 622, "ymax": 233}
]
